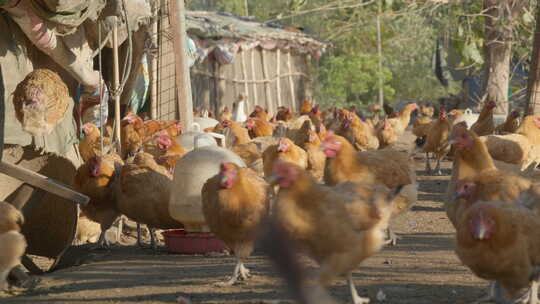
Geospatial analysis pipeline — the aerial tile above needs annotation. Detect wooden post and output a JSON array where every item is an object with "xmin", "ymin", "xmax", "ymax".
[
  {"xmin": 276, "ymin": 49, "xmax": 282, "ymax": 108},
  {"xmin": 250, "ymin": 49, "xmax": 258, "ymax": 108},
  {"xmin": 304, "ymin": 55, "xmax": 313, "ymax": 101},
  {"xmin": 216, "ymin": 62, "xmax": 226, "ymax": 112},
  {"xmin": 170, "ymin": 0, "xmax": 194, "ymax": 130},
  {"xmin": 0, "ymin": 70, "xmax": 4, "ymax": 162},
  {"xmin": 286, "ymin": 51, "xmax": 296, "ymax": 111},
  {"xmin": 376, "ymin": 0, "xmax": 384, "ymax": 107},
  {"xmin": 526, "ymin": 0, "xmax": 540, "ymax": 114},
  {"xmin": 240, "ymin": 50, "xmax": 249, "ymax": 112},
  {"xmin": 112, "ymin": 16, "xmax": 122, "ymax": 155},
  {"xmin": 150, "ymin": 11, "xmax": 159, "ymax": 120},
  {"xmin": 261, "ymin": 49, "xmax": 272, "ymax": 114}
]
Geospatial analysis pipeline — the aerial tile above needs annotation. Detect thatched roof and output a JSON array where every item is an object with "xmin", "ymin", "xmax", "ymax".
[{"xmin": 186, "ymin": 11, "xmax": 328, "ymax": 61}]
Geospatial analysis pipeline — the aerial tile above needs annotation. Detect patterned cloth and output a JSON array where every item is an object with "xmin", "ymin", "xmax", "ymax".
[
  {"xmin": 77, "ymin": 81, "xmax": 109, "ymax": 129},
  {"xmin": 128, "ymin": 53, "xmax": 150, "ymax": 114},
  {"xmin": 29, "ymin": 0, "xmax": 106, "ymax": 35}
]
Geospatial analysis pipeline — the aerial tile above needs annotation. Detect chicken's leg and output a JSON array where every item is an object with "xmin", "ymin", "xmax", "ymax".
[
  {"xmin": 470, "ymin": 281, "xmax": 496, "ymax": 304},
  {"xmin": 136, "ymin": 224, "xmax": 158, "ymax": 251},
  {"xmin": 528, "ymin": 280, "xmax": 539, "ymax": 304},
  {"xmin": 149, "ymin": 228, "xmax": 158, "ymax": 251},
  {"xmin": 434, "ymin": 158, "xmax": 443, "ymax": 176},
  {"xmin": 348, "ymin": 274, "xmax": 370, "ymax": 304},
  {"xmin": 136, "ymin": 223, "xmax": 144, "ymax": 247},
  {"xmin": 95, "ymin": 230, "xmax": 110, "ymax": 249},
  {"xmin": 425, "ymin": 152, "xmax": 432, "ymax": 174},
  {"xmin": 116, "ymin": 216, "xmax": 124, "ymax": 244},
  {"xmin": 383, "ymin": 227, "xmax": 400, "ymax": 246},
  {"xmin": 527, "ymin": 267, "xmax": 540, "ymax": 304},
  {"xmin": 0, "ymin": 270, "xmax": 10, "ymax": 291},
  {"xmin": 215, "ymin": 258, "xmax": 242, "ymax": 286}
]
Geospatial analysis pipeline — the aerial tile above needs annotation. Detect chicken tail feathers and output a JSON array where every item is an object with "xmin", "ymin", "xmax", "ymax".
[{"xmin": 392, "ymin": 183, "xmax": 419, "ymax": 215}]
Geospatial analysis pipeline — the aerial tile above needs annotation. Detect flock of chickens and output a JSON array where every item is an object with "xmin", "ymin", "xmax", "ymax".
[{"xmin": 3, "ymin": 96, "xmax": 540, "ymax": 304}]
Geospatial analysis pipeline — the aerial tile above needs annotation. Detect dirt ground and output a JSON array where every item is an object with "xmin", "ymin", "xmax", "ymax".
[{"xmin": 1, "ymin": 133, "xmax": 489, "ymax": 304}]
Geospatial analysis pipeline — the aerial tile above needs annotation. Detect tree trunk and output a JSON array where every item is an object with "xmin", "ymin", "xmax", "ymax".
[
  {"xmin": 526, "ymin": 1, "xmax": 540, "ymax": 115},
  {"xmin": 482, "ymin": 0, "xmax": 523, "ymax": 115}
]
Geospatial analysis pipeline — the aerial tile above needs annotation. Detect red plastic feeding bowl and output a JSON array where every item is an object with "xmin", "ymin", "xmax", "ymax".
[{"xmin": 162, "ymin": 229, "xmax": 226, "ymax": 254}]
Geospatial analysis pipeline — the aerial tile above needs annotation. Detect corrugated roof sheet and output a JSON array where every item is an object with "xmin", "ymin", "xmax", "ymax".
[{"xmin": 186, "ymin": 11, "xmax": 328, "ymax": 52}]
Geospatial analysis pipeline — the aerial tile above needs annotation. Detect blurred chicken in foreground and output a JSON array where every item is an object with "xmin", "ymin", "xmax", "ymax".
[
  {"xmin": 260, "ymin": 216, "xmax": 338, "ymax": 304},
  {"xmin": 269, "ymin": 161, "xmax": 403, "ymax": 304},
  {"xmin": 455, "ymin": 199, "xmax": 540, "ymax": 304},
  {"xmin": 322, "ymin": 133, "xmax": 417, "ymax": 245},
  {"xmin": 0, "ymin": 202, "xmax": 27, "ymax": 291}
]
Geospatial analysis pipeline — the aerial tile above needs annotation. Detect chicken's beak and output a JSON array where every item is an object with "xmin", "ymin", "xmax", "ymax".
[
  {"xmin": 451, "ymin": 192, "xmax": 460, "ymax": 201},
  {"xmin": 447, "ymin": 136, "xmax": 457, "ymax": 145},
  {"xmin": 220, "ymin": 174, "xmax": 229, "ymax": 185},
  {"xmin": 474, "ymin": 225, "xmax": 488, "ymax": 240}
]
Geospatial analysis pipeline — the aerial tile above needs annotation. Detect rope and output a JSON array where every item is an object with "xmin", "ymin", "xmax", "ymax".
[
  {"xmin": 107, "ymin": 0, "xmax": 134, "ymax": 151},
  {"xmin": 109, "ymin": 0, "xmax": 134, "ymax": 102},
  {"xmin": 91, "ymin": 31, "xmax": 112, "ymax": 59}
]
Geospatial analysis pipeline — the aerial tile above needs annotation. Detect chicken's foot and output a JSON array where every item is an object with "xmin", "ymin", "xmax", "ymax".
[
  {"xmin": 348, "ymin": 274, "xmax": 370, "ymax": 304},
  {"xmin": 215, "ymin": 259, "xmax": 249, "ymax": 286},
  {"xmin": 239, "ymin": 262, "xmax": 251, "ymax": 280},
  {"xmin": 522, "ymin": 267, "xmax": 540, "ymax": 304},
  {"xmin": 93, "ymin": 231, "xmax": 110, "ymax": 250},
  {"xmin": 149, "ymin": 228, "xmax": 158, "ymax": 250},
  {"xmin": 0, "ymin": 270, "xmax": 9, "ymax": 291},
  {"xmin": 470, "ymin": 281, "xmax": 497, "ymax": 304},
  {"xmin": 527, "ymin": 280, "xmax": 539, "ymax": 304},
  {"xmin": 136, "ymin": 223, "xmax": 144, "ymax": 247},
  {"xmin": 116, "ymin": 216, "xmax": 124, "ymax": 244},
  {"xmin": 136, "ymin": 224, "xmax": 158, "ymax": 251},
  {"xmin": 383, "ymin": 227, "xmax": 400, "ymax": 246}
]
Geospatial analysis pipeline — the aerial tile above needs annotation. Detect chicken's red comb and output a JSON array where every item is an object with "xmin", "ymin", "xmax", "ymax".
[
  {"xmin": 82, "ymin": 123, "xmax": 94, "ymax": 132},
  {"xmin": 324, "ymin": 131, "xmax": 335, "ymax": 140}
]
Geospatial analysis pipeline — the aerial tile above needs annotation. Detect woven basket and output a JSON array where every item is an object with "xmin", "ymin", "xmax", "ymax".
[{"xmin": 12, "ymin": 69, "xmax": 70, "ymax": 137}]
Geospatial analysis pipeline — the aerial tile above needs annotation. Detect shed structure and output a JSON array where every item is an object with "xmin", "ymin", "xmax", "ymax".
[{"xmin": 153, "ymin": 10, "xmax": 327, "ymax": 120}]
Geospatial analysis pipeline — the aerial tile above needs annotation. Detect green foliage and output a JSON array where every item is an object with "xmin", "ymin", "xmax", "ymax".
[
  {"xmin": 317, "ymin": 53, "xmax": 394, "ymax": 108},
  {"xmin": 185, "ymin": 0, "xmax": 537, "ymax": 108}
]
